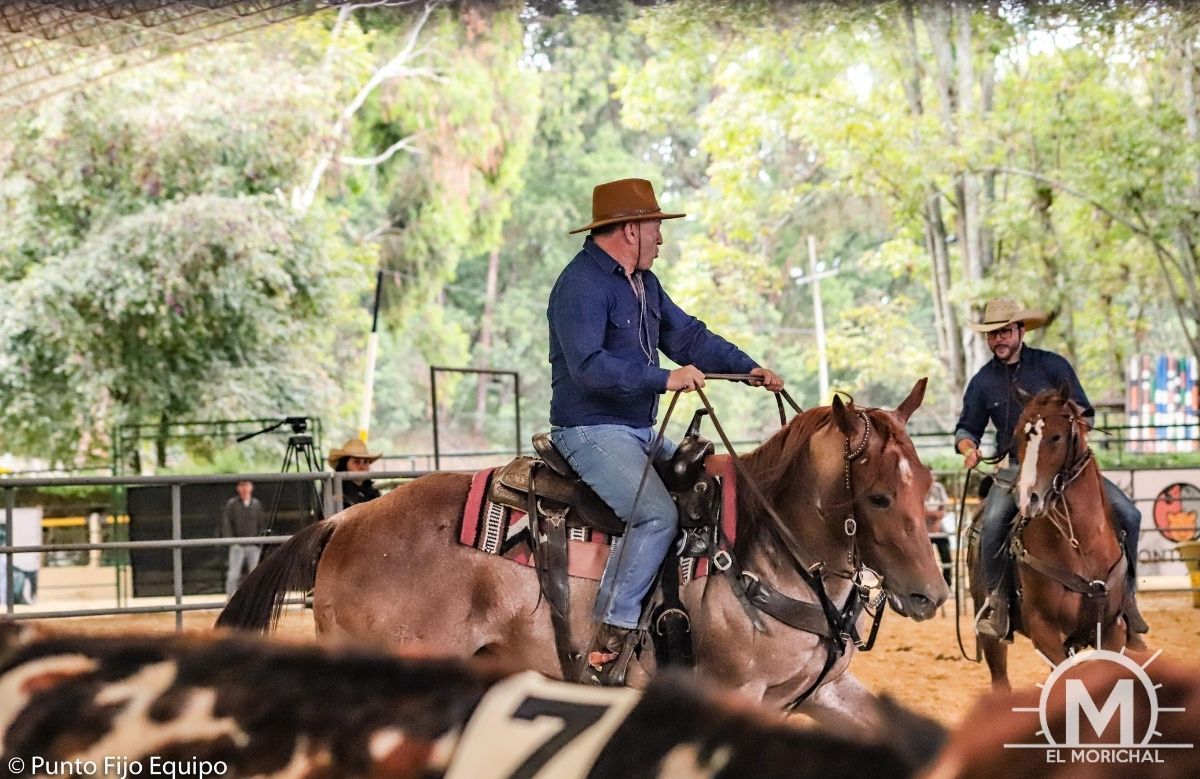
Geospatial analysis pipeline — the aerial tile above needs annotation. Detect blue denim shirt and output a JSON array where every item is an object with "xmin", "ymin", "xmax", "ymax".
[
  {"xmin": 954, "ymin": 345, "xmax": 1093, "ymax": 463},
  {"xmin": 548, "ymin": 237, "xmax": 758, "ymax": 427}
]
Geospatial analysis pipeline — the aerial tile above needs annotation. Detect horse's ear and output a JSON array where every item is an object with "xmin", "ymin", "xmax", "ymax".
[
  {"xmin": 1056, "ymin": 379, "xmax": 1073, "ymax": 403},
  {"xmin": 831, "ymin": 393, "xmax": 855, "ymax": 436},
  {"xmin": 1066, "ymin": 398, "xmax": 1087, "ymax": 418},
  {"xmin": 895, "ymin": 377, "xmax": 928, "ymax": 423},
  {"xmin": 1014, "ymin": 385, "xmax": 1034, "ymax": 405}
]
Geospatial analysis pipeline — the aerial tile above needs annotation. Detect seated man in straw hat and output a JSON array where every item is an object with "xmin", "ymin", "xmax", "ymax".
[
  {"xmin": 955, "ymin": 298, "xmax": 1147, "ymax": 643},
  {"xmin": 328, "ymin": 437, "xmax": 383, "ymax": 508},
  {"xmin": 548, "ymin": 177, "xmax": 783, "ymax": 684}
]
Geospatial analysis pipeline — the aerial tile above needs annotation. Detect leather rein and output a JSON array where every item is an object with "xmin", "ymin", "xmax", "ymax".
[
  {"xmin": 1011, "ymin": 413, "xmax": 1126, "ymax": 624},
  {"xmin": 684, "ymin": 382, "xmax": 888, "ymax": 710}
]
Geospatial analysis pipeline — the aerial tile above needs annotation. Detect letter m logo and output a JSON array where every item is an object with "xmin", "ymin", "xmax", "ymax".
[{"xmin": 1065, "ymin": 678, "xmax": 1135, "ymax": 744}]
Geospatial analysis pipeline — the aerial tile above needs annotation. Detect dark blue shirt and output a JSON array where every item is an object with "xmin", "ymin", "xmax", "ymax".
[
  {"xmin": 548, "ymin": 237, "xmax": 759, "ymax": 427},
  {"xmin": 954, "ymin": 345, "xmax": 1093, "ymax": 463}
]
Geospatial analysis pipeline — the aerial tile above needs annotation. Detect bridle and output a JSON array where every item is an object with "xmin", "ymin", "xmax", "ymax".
[
  {"xmin": 1011, "ymin": 409, "xmax": 1126, "ymax": 626},
  {"xmin": 689, "ymin": 394, "xmax": 889, "ymax": 708},
  {"xmin": 1017, "ymin": 412, "xmax": 1093, "ymax": 545},
  {"xmin": 1029, "ymin": 412, "xmax": 1092, "ymax": 506},
  {"xmin": 628, "ymin": 384, "xmax": 897, "ymax": 709}
]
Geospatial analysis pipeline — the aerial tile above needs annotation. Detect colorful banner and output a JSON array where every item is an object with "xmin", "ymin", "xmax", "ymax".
[{"xmin": 1126, "ymin": 354, "xmax": 1199, "ymax": 453}]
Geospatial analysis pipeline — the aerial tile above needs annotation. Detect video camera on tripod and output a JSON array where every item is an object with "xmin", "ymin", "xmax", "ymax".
[{"xmin": 237, "ymin": 416, "xmax": 324, "ymax": 532}]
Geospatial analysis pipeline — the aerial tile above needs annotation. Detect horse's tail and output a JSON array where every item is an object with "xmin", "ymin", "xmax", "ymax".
[{"xmin": 215, "ymin": 518, "xmax": 338, "ymax": 633}]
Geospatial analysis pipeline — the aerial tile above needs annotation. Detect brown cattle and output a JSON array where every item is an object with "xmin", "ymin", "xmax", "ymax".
[
  {"xmin": 925, "ymin": 652, "xmax": 1200, "ymax": 779},
  {"xmin": 0, "ymin": 623, "xmax": 942, "ymax": 778}
]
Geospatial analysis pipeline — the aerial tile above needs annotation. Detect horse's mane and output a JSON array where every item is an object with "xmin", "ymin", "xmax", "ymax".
[
  {"xmin": 733, "ymin": 403, "xmax": 912, "ymax": 556},
  {"xmin": 740, "ymin": 405, "xmax": 833, "ymax": 507}
]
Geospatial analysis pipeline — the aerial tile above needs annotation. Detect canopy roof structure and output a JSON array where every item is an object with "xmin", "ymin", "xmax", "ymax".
[{"xmin": 0, "ymin": 1, "xmax": 357, "ymax": 115}]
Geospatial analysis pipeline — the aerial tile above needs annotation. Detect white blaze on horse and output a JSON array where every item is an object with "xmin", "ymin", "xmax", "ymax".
[
  {"xmin": 0, "ymin": 624, "xmax": 944, "ymax": 779},
  {"xmin": 968, "ymin": 388, "xmax": 1133, "ymax": 690},
  {"xmin": 218, "ymin": 379, "xmax": 948, "ymax": 729}
]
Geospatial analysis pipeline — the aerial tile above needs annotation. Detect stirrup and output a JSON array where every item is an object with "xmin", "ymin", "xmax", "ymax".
[
  {"xmin": 674, "ymin": 528, "xmax": 710, "ymax": 558},
  {"xmin": 579, "ymin": 624, "xmax": 636, "ymax": 687},
  {"xmin": 974, "ymin": 592, "xmax": 1012, "ymax": 643}
]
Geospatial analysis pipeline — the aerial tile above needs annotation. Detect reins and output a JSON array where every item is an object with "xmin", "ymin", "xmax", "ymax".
[
  {"xmin": 954, "ymin": 445, "xmax": 1011, "ymax": 662},
  {"xmin": 953, "ymin": 468, "xmax": 981, "ymax": 663},
  {"xmin": 694, "ymin": 379, "xmax": 890, "ymax": 707},
  {"xmin": 954, "ymin": 409, "xmax": 1125, "ymax": 660},
  {"xmin": 1010, "ymin": 413, "xmax": 1125, "ymax": 628},
  {"xmin": 605, "ymin": 375, "xmax": 884, "ymax": 705}
]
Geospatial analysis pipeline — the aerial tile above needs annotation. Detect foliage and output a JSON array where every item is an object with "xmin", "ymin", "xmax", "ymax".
[
  {"xmin": 1, "ymin": 1, "xmax": 1197, "ymax": 469},
  {"xmin": 0, "ymin": 195, "xmax": 348, "ymax": 464}
]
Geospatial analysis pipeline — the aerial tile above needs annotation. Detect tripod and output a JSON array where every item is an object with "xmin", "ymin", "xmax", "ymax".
[{"xmin": 237, "ymin": 417, "xmax": 325, "ymax": 534}]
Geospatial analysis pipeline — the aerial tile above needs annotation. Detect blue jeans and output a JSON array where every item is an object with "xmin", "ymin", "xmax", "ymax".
[
  {"xmin": 550, "ymin": 425, "xmax": 677, "ymax": 629},
  {"xmin": 226, "ymin": 544, "xmax": 262, "ymax": 596},
  {"xmin": 980, "ymin": 467, "xmax": 1141, "ymax": 592}
]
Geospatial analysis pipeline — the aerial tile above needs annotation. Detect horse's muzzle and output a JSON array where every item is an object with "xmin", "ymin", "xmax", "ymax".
[{"xmin": 888, "ymin": 589, "xmax": 943, "ymax": 621}]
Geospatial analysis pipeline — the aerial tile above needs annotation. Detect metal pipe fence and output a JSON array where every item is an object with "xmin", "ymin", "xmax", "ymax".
[
  {"xmin": 3, "ymin": 467, "xmax": 1192, "ymax": 629},
  {"xmin": 2, "ymin": 470, "xmax": 423, "ymax": 626}
]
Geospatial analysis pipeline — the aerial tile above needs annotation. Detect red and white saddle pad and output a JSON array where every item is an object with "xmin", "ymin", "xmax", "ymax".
[{"xmin": 458, "ymin": 455, "xmax": 739, "ymax": 583}]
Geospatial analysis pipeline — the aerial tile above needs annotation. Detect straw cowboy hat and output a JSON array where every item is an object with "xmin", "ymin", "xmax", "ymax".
[
  {"xmin": 568, "ymin": 178, "xmax": 685, "ymax": 235},
  {"xmin": 968, "ymin": 297, "xmax": 1047, "ymax": 333},
  {"xmin": 327, "ymin": 437, "xmax": 382, "ymax": 469}
]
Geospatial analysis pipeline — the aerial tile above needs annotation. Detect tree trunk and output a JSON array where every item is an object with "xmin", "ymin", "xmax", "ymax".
[
  {"xmin": 474, "ymin": 248, "xmax": 501, "ymax": 435},
  {"xmin": 928, "ymin": 197, "xmax": 965, "ymax": 392},
  {"xmin": 1184, "ymin": 34, "xmax": 1200, "ymax": 197},
  {"xmin": 1171, "ymin": 22, "xmax": 1200, "ymax": 361},
  {"xmin": 924, "ymin": 2, "xmax": 989, "ymax": 371},
  {"xmin": 902, "ymin": 0, "xmax": 965, "ymax": 395},
  {"xmin": 156, "ymin": 413, "xmax": 169, "ymax": 470},
  {"xmin": 978, "ymin": 0, "xmax": 1000, "ymax": 276},
  {"xmin": 952, "ymin": 1, "xmax": 988, "ymax": 371}
]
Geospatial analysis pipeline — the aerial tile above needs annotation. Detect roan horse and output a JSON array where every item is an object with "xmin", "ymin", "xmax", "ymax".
[
  {"xmin": 967, "ymin": 389, "xmax": 1130, "ymax": 690},
  {"xmin": 218, "ymin": 379, "xmax": 949, "ymax": 729}
]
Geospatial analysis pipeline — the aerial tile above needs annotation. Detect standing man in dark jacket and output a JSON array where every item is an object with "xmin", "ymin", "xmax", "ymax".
[
  {"xmin": 954, "ymin": 298, "xmax": 1147, "ymax": 643},
  {"xmin": 548, "ymin": 178, "xmax": 783, "ymax": 683},
  {"xmin": 222, "ymin": 479, "xmax": 265, "ymax": 596}
]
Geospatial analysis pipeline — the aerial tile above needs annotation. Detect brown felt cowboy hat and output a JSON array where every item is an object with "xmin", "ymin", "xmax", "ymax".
[
  {"xmin": 327, "ymin": 437, "xmax": 382, "ymax": 469},
  {"xmin": 968, "ymin": 297, "xmax": 1048, "ymax": 333},
  {"xmin": 568, "ymin": 178, "xmax": 685, "ymax": 235}
]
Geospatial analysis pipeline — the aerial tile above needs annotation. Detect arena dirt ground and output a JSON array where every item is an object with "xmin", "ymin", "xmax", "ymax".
[{"xmin": 33, "ymin": 591, "xmax": 1200, "ymax": 727}]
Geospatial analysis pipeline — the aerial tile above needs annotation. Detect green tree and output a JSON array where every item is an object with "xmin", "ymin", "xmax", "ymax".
[{"xmin": 0, "ymin": 19, "xmax": 373, "ymax": 467}]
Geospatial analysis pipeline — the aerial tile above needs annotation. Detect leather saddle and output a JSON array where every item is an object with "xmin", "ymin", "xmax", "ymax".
[{"xmin": 487, "ymin": 429, "xmax": 719, "ymax": 537}]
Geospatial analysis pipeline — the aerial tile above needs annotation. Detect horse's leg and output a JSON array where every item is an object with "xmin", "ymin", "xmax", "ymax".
[
  {"xmin": 795, "ymin": 671, "xmax": 880, "ymax": 733},
  {"xmin": 1024, "ymin": 612, "xmax": 1069, "ymax": 668},
  {"xmin": 979, "ymin": 636, "xmax": 1011, "ymax": 692},
  {"xmin": 1101, "ymin": 614, "xmax": 1128, "ymax": 654}
]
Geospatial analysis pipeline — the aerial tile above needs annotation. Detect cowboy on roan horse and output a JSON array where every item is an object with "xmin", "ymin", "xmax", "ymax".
[{"xmin": 547, "ymin": 177, "xmax": 783, "ymax": 683}]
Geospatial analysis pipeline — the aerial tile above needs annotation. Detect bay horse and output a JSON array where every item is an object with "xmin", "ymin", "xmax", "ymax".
[
  {"xmin": 218, "ymin": 379, "xmax": 948, "ymax": 729},
  {"xmin": 967, "ymin": 389, "xmax": 1129, "ymax": 690}
]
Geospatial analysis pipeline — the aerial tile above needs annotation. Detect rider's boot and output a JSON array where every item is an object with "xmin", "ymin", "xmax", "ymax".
[
  {"xmin": 579, "ymin": 623, "xmax": 635, "ymax": 686},
  {"xmin": 1123, "ymin": 587, "xmax": 1149, "ymax": 636},
  {"xmin": 975, "ymin": 588, "xmax": 1012, "ymax": 643}
]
